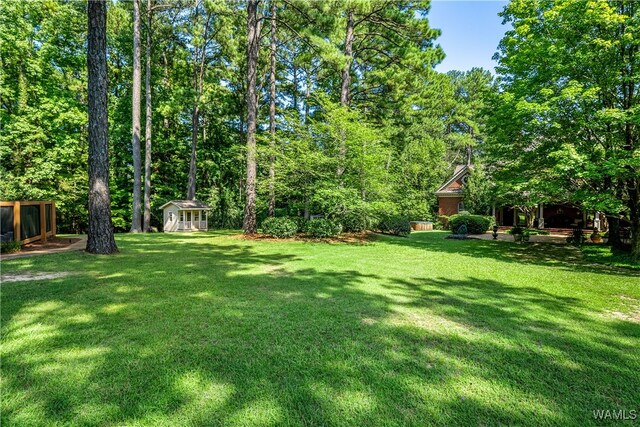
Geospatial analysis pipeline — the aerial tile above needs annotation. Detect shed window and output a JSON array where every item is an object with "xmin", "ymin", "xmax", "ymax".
[
  {"xmin": 457, "ymin": 202, "xmax": 465, "ymax": 213},
  {"xmin": 169, "ymin": 212, "xmax": 174, "ymax": 221}
]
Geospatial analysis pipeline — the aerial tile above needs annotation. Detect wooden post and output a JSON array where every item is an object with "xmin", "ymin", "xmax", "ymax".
[
  {"xmin": 40, "ymin": 202, "xmax": 47, "ymax": 242},
  {"xmin": 13, "ymin": 201, "xmax": 21, "ymax": 242},
  {"xmin": 52, "ymin": 202, "xmax": 57, "ymax": 237}
]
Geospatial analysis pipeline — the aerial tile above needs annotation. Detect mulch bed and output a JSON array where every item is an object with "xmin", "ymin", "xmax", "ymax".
[
  {"xmin": 20, "ymin": 237, "xmax": 81, "ymax": 252},
  {"xmin": 233, "ymin": 232, "xmax": 376, "ymax": 244}
]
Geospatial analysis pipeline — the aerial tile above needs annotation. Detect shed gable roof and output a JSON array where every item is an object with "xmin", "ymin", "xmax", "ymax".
[{"xmin": 160, "ymin": 200, "xmax": 211, "ymax": 210}]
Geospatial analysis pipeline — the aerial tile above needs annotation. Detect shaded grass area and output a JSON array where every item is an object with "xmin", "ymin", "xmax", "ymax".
[
  {"xmin": 1, "ymin": 231, "xmax": 639, "ymax": 426},
  {"xmin": 581, "ymin": 244, "xmax": 640, "ymax": 270}
]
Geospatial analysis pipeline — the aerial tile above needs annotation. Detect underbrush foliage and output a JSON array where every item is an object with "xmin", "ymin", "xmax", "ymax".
[
  {"xmin": 340, "ymin": 210, "xmax": 370, "ymax": 233},
  {"xmin": 261, "ymin": 217, "xmax": 298, "ymax": 238},
  {"xmin": 307, "ymin": 218, "xmax": 343, "ymax": 238},
  {"xmin": 0, "ymin": 241, "xmax": 22, "ymax": 253},
  {"xmin": 377, "ymin": 215, "xmax": 411, "ymax": 236}
]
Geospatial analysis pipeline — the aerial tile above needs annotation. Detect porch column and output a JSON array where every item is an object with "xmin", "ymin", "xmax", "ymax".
[{"xmin": 538, "ymin": 203, "xmax": 544, "ymax": 229}]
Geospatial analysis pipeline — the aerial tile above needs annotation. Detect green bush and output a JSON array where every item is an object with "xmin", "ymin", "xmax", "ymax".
[
  {"xmin": 261, "ymin": 217, "xmax": 298, "ymax": 238},
  {"xmin": 437, "ymin": 215, "xmax": 450, "ymax": 230},
  {"xmin": 484, "ymin": 215, "xmax": 496, "ymax": 228},
  {"xmin": 307, "ymin": 219, "xmax": 342, "ymax": 238},
  {"xmin": 287, "ymin": 216, "xmax": 309, "ymax": 233},
  {"xmin": 377, "ymin": 215, "xmax": 411, "ymax": 236},
  {"xmin": 341, "ymin": 211, "xmax": 369, "ymax": 232},
  {"xmin": 508, "ymin": 225, "xmax": 524, "ymax": 235},
  {"xmin": 0, "ymin": 241, "xmax": 22, "ymax": 253},
  {"xmin": 448, "ymin": 214, "xmax": 490, "ymax": 235}
]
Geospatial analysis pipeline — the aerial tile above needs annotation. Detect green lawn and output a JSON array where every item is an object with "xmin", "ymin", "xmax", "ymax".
[{"xmin": 1, "ymin": 231, "xmax": 639, "ymax": 426}]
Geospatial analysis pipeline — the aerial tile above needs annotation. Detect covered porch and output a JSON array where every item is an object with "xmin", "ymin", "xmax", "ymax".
[
  {"xmin": 177, "ymin": 210, "xmax": 208, "ymax": 231},
  {"xmin": 494, "ymin": 204, "xmax": 603, "ymax": 231}
]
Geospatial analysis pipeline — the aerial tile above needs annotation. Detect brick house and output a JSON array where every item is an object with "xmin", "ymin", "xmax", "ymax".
[
  {"xmin": 435, "ymin": 164, "xmax": 600, "ymax": 230},
  {"xmin": 435, "ymin": 164, "xmax": 470, "ymax": 217}
]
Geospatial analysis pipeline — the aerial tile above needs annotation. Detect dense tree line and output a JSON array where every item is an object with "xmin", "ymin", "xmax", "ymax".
[{"xmin": 1, "ymin": 0, "xmax": 484, "ymax": 236}]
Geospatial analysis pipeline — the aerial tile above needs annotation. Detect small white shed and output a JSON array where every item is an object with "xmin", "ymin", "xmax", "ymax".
[{"xmin": 160, "ymin": 200, "xmax": 211, "ymax": 232}]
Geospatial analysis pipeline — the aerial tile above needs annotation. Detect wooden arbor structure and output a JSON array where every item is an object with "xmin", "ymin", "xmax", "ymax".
[{"xmin": 0, "ymin": 201, "xmax": 56, "ymax": 244}]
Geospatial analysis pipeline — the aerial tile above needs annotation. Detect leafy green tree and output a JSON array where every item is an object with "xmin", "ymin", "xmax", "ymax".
[
  {"xmin": 492, "ymin": 0, "xmax": 640, "ymax": 258},
  {"xmin": 462, "ymin": 164, "xmax": 493, "ymax": 215}
]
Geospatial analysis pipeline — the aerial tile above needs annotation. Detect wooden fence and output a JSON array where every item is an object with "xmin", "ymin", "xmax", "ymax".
[{"xmin": 0, "ymin": 201, "xmax": 56, "ymax": 244}]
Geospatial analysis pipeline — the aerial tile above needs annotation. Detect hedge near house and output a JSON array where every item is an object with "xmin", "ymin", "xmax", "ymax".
[{"xmin": 448, "ymin": 214, "xmax": 491, "ymax": 235}]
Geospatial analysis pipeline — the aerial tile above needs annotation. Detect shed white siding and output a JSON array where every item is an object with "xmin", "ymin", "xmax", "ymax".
[{"xmin": 163, "ymin": 205, "xmax": 180, "ymax": 232}]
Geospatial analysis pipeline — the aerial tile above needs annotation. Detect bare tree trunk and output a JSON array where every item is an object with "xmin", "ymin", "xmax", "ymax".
[
  {"xmin": 337, "ymin": 8, "xmax": 354, "ymax": 178},
  {"xmin": 243, "ymin": 0, "xmax": 260, "ymax": 234},
  {"xmin": 340, "ymin": 9, "xmax": 354, "ymax": 108},
  {"xmin": 187, "ymin": 104, "xmax": 198, "ymax": 200},
  {"xmin": 304, "ymin": 66, "xmax": 311, "ymax": 123},
  {"xmin": 130, "ymin": 0, "xmax": 142, "ymax": 232},
  {"xmin": 186, "ymin": 4, "xmax": 211, "ymax": 201},
  {"xmin": 143, "ymin": 0, "xmax": 153, "ymax": 231},
  {"xmin": 162, "ymin": 49, "xmax": 170, "ymax": 139},
  {"xmin": 268, "ymin": 0, "xmax": 277, "ymax": 217},
  {"xmin": 628, "ymin": 179, "xmax": 640, "ymax": 259},
  {"xmin": 87, "ymin": 0, "xmax": 117, "ymax": 254},
  {"xmin": 292, "ymin": 66, "xmax": 298, "ymax": 112}
]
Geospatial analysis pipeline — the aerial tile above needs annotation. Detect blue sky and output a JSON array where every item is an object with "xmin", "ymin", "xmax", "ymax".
[{"xmin": 428, "ymin": 0, "xmax": 509, "ymax": 73}]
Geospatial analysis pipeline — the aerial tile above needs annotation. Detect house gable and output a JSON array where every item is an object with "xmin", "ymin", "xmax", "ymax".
[{"xmin": 435, "ymin": 165, "xmax": 471, "ymax": 197}]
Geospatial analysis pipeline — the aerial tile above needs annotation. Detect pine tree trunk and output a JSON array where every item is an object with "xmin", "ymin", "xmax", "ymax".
[
  {"xmin": 628, "ymin": 180, "xmax": 640, "ymax": 260},
  {"xmin": 305, "ymin": 66, "xmax": 311, "ymax": 123},
  {"xmin": 243, "ymin": 0, "xmax": 259, "ymax": 234},
  {"xmin": 187, "ymin": 104, "xmax": 198, "ymax": 200},
  {"xmin": 87, "ymin": 0, "xmax": 117, "ymax": 254},
  {"xmin": 143, "ymin": 0, "xmax": 153, "ymax": 231},
  {"xmin": 341, "ymin": 9, "xmax": 354, "ymax": 108},
  {"xmin": 130, "ymin": 0, "xmax": 142, "ymax": 232},
  {"xmin": 337, "ymin": 9, "xmax": 354, "ymax": 178},
  {"xmin": 162, "ymin": 49, "xmax": 170, "ymax": 139},
  {"xmin": 268, "ymin": 0, "xmax": 277, "ymax": 217}
]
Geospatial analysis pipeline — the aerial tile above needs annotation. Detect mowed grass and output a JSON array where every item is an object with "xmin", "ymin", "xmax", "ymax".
[{"xmin": 1, "ymin": 231, "xmax": 639, "ymax": 426}]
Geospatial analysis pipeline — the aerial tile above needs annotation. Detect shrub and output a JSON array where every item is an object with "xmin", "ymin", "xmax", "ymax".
[
  {"xmin": 437, "ymin": 215, "xmax": 450, "ymax": 230},
  {"xmin": 341, "ymin": 211, "xmax": 369, "ymax": 232},
  {"xmin": 307, "ymin": 219, "xmax": 342, "ymax": 238},
  {"xmin": 448, "ymin": 214, "xmax": 491, "ymax": 235},
  {"xmin": 288, "ymin": 216, "xmax": 309, "ymax": 233},
  {"xmin": 0, "ymin": 241, "xmax": 22, "ymax": 254},
  {"xmin": 484, "ymin": 216, "xmax": 496, "ymax": 229},
  {"xmin": 508, "ymin": 225, "xmax": 524, "ymax": 235},
  {"xmin": 261, "ymin": 217, "xmax": 298, "ymax": 238},
  {"xmin": 377, "ymin": 215, "xmax": 411, "ymax": 236}
]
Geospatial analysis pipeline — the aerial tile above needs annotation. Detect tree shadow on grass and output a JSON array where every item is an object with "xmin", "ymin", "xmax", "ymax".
[{"xmin": 1, "ymin": 234, "xmax": 639, "ymax": 426}]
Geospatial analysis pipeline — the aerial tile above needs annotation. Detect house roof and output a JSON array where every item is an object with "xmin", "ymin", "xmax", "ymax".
[
  {"xmin": 159, "ymin": 200, "xmax": 211, "ymax": 210},
  {"xmin": 435, "ymin": 164, "xmax": 471, "ymax": 196}
]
